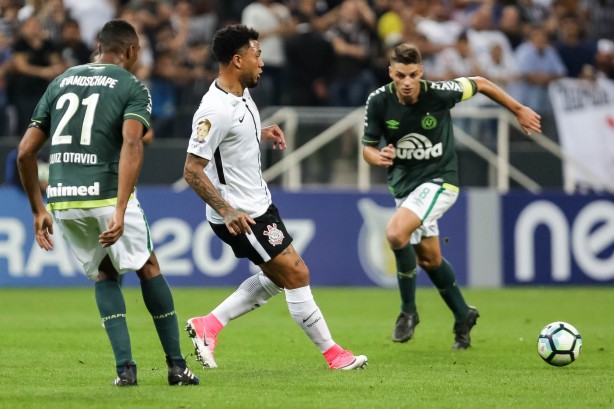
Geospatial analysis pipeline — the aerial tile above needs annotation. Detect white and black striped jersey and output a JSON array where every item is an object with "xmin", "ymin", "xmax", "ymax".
[{"xmin": 187, "ymin": 80, "xmax": 271, "ymax": 224}]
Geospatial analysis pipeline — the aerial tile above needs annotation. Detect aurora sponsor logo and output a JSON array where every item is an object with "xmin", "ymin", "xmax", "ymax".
[
  {"xmin": 46, "ymin": 182, "xmax": 100, "ymax": 198},
  {"xmin": 395, "ymin": 133, "xmax": 442, "ymax": 160}
]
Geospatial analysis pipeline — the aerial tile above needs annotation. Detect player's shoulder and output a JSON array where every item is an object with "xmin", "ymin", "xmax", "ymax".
[
  {"xmin": 194, "ymin": 82, "xmax": 235, "ymax": 121},
  {"xmin": 366, "ymin": 83, "xmax": 394, "ymax": 109},
  {"xmin": 425, "ymin": 79, "xmax": 465, "ymax": 94}
]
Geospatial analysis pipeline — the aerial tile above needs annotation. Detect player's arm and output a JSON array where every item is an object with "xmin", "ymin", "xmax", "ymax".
[
  {"xmin": 467, "ymin": 76, "xmax": 542, "ymax": 135},
  {"xmin": 99, "ymin": 119, "xmax": 144, "ymax": 247},
  {"xmin": 261, "ymin": 124, "xmax": 286, "ymax": 150},
  {"xmin": 361, "ymin": 90, "xmax": 393, "ymax": 167},
  {"xmin": 363, "ymin": 144, "xmax": 395, "ymax": 168},
  {"xmin": 17, "ymin": 126, "xmax": 54, "ymax": 250},
  {"xmin": 183, "ymin": 153, "xmax": 255, "ymax": 235}
]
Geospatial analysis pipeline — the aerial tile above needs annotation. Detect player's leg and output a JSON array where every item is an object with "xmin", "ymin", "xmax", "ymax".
[
  {"xmin": 108, "ymin": 200, "xmax": 198, "ymax": 385},
  {"xmin": 52, "ymin": 212, "xmax": 136, "ymax": 385},
  {"xmin": 186, "ymin": 218, "xmax": 284, "ymax": 368},
  {"xmin": 186, "ymin": 270, "xmax": 282, "ymax": 368},
  {"xmin": 414, "ymin": 236, "xmax": 479, "ymax": 349},
  {"xmin": 261, "ymin": 244, "xmax": 367, "ymax": 370},
  {"xmin": 385, "ymin": 207, "xmax": 421, "ymax": 342},
  {"xmin": 96, "ymin": 256, "xmax": 137, "ymax": 386}
]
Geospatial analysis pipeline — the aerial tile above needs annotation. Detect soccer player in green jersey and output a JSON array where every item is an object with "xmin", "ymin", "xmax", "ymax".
[
  {"xmin": 17, "ymin": 19, "xmax": 199, "ymax": 386},
  {"xmin": 362, "ymin": 43, "xmax": 541, "ymax": 349}
]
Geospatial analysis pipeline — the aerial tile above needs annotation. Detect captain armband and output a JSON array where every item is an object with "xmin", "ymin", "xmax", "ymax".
[{"xmin": 455, "ymin": 77, "xmax": 477, "ymax": 101}]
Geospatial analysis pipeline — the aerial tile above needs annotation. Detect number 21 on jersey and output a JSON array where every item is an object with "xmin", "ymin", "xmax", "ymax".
[{"xmin": 51, "ymin": 92, "xmax": 100, "ymax": 146}]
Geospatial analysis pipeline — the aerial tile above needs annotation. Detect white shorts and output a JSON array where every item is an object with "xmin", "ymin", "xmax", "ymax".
[
  {"xmin": 394, "ymin": 182, "xmax": 459, "ymax": 245},
  {"xmin": 51, "ymin": 198, "xmax": 153, "ymax": 280}
]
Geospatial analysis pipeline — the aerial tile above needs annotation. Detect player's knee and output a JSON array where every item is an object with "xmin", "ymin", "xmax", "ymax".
[
  {"xmin": 386, "ymin": 227, "xmax": 409, "ymax": 249},
  {"xmin": 284, "ymin": 263, "xmax": 310, "ymax": 289},
  {"xmin": 417, "ymin": 256, "xmax": 442, "ymax": 272}
]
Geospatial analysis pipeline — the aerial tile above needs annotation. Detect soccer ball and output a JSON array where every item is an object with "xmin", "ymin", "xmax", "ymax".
[{"xmin": 537, "ymin": 321, "xmax": 582, "ymax": 367}]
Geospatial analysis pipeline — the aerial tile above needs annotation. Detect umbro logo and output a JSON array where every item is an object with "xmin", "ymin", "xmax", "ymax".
[{"xmin": 386, "ymin": 119, "xmax": 399, "ymax": 130}]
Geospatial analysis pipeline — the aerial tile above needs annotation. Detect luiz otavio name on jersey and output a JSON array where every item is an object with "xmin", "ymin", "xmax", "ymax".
[
  {"xmin": 59, "ymin": 75, "xmax": 118, "ymax": 88},
  {"xmin": 47, "ymin": 182, "xmax": 100, "ymax": 198},
  {"xmin": 49, "ymin": 152, "xmax": 98, "ymax": 164}
]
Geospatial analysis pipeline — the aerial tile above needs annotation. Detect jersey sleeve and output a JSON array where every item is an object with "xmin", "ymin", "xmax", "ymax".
[
  {"xmin": 29, "ymin": 86, "xmax": 52, "ymax": 135},
  {"xmin": 187, "ymin": 103, "xmax": 231, "ymax": 161},
  {"xmin": 430, "ymin": 78, "xmax": 477, "ymax": 108},
  {"xmin": 124, "ymin": 78, "xmax": 152, "ymax": 130},
  {"xmin": 362, "ymin": 89, "xmax": 384, "ymax": 147}
]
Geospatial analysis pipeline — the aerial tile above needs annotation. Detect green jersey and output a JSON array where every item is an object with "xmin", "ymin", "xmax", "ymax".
[
  {"xmin": 362, "ymin": 78, "xmax": 477, "ymax": 198},
  {"xmin": 31, "ymin": 63, "xmax": 152, "ymax": 210}
]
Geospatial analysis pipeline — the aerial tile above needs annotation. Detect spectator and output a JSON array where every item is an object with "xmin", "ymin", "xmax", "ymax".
[
  {"xmin": 57, "ymin": 18, "xmax": 92, "ymax": 68},
  {"xmin": 38, "ymin": 0, "xmax": 67, "ymax": 44},
  {"xmin": 284, "ymin": 19, "xmax": 335, "ymax": 106},
  {"xmin": 580, "ymin": 0, "xmax": 614, "ymax": 40},
  {"xmin": 242, "ymin": 0, "xmax": 295, "ymax": 107},
  {"xmin": 555, "ymin": 13, "xmax": 597, "ymax": 79},
  {"xmin": 415, "ymin": 0, "xmax": 464, "ymax": 48},
  {"xmin": 497, "ymin": 4, "xmax": 525, "ymax": 50},
  {"xmin": 0, "ymin": 29, "xmax": 11, "ymax": 136},
  {"xmin": 326, "ymin": 0, "xmax": 376, "ymax": 106},
  {"xmin": 509, "ymin": 24, "xmax": 566, "ymax": 139},
  {"xmin": 377, "ymin": 0, "xmax": 407, "ymax": 44},
  {"xmin": 118, "ymin": 5, "xmax": 154, "ymax": 81},
  {"xmin": 291, "ymin": 0, "xmax": 337, "ymax": 33},
  {"xmin": 595, "ymin": 38, "xmax": 614, "ymax": 79},
  {"xmin": 436, "ymin": 32, "xmax": 491, "ymax": 139},
  {"xmin": 0, "ymin": 0, "xmax": 21, "ymax": 40},
  {"xmin": 10, "ymin": 15, "xmax": 64, "ymax": 134},
  {"xmin": 466, "ymin": 3, "xmax": 515, "ymax": 61},
  {"xmin": 62, "ymin": 0, "xmax": 117, "ymax": 49},
  {"xmin": 150, "ymin": 50, "xmax": 180, "ymax": 138}
]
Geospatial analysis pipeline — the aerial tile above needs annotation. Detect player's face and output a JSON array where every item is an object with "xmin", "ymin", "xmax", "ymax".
[
  {"xmin": 389, "ymin": 62, "xmax": 423, "ymax": 103},
  {"xmin": 240, "ymin": 40, "xmax": 264, "ymax": 88}
]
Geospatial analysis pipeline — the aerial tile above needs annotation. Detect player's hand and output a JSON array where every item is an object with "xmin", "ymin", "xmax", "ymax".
[
  {"xmin": 262, "ymin": 124, "xmax": 287, "ymax": 150},
  {"xmin": 223, "ymin": 208, "xmax": 256, "ymax": 236},
  {"xmin": 378, "ymin": 144, "xmax": 396, "ymax": 167},
  {"xmin": 517, "ymin": 106, "xmax": 542, "ymax": 135},
  {"xmin": 34, "ymin": 211, "xmax": 54, "ymax": 251},
  {"xmin": 99, "ymin": 211, "xmax": 125, "ymax": 248}
]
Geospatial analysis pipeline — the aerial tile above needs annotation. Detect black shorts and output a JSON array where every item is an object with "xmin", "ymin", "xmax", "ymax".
[{"xmin": 210, "ymin": 204, "xmax": 294, "ymax": 265}]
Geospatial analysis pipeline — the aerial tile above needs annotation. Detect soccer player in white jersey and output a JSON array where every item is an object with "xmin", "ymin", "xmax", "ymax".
[{"xmin": 183, "ymin": 24, "xmax": 368, "ymax": 371}]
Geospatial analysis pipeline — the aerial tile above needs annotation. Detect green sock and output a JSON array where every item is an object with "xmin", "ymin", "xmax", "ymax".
[
  {"xmin": 95, "ymin": 279, "xmax": 134, "ymax": 367},
  {"xmin": 393, "ymin": 244, "xmax": 417, "ymax": 314},
  {"xmin": 425, "ymin": 258, "xmax": 469, "ymax": 323},
  {"xmin": 140, "ymin": 275, "xmax": 182, "ymax": 360}
]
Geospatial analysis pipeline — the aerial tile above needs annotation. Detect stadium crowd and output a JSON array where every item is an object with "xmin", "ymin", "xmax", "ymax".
[{"xmin": 0, "ymin": 0, "xmax": 613, "ymax": 141}]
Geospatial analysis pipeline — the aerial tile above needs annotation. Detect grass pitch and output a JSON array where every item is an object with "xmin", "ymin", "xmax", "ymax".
[{"xmin": 0, "ymin": 287, "xmax": 612, "ymax": 409}]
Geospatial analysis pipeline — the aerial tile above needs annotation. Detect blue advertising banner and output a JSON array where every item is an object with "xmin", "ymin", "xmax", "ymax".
[
  {"xmin": 502, "ymin": 192, "xmax": 614, "ymax": 285},
  {"xmin": 0, "ymin": 187, "xmax": 468, "ymax": 288}
]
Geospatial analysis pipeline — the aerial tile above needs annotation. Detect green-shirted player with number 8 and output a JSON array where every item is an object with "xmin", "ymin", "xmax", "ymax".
[
  {"xmin": 362, "ymin": 43, "xmax": 542, "ymax": 349},
  {"xmin": 17, "ymin": 19, "xmax": 199, "ymax": 386}
]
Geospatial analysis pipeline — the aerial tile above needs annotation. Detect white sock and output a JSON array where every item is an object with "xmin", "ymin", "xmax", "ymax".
[
  {"xmin": 285, "ymin": 286, "xmax": 335, "ymax": 353},
  {"xmin": 211, "ymin": 272, "xmax": 281, "ymax": 325}
]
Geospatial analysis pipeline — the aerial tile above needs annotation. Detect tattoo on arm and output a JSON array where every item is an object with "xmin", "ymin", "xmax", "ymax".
[{"xmin": 185, "ymin": 169, "xmax": 231, "ymax": 215}]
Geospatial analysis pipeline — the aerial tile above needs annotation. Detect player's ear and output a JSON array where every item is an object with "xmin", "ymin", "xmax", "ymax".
[{"xmin": 231, "ymin": 53, "xmax": 242, "ymax": 70}]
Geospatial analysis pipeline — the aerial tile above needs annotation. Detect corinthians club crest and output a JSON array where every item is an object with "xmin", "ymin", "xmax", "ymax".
[
  {"xmin": 263, "ymin": 223, "xmax": 284, "ymax": 246},
  {"xmin": 357, "ymin": 198, "xmax": 397, "ymax": 287}
]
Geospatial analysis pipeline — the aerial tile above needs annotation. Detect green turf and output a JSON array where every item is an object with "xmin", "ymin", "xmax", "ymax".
[{"xmin": 0, "ymin": 287, "xmax": 612, "ymax": 409}]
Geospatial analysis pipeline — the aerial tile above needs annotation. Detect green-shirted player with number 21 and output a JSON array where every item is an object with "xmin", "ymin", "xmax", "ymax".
[
  {"xmin": 17, "ymin": 19, "xmax": 198, "ymax": 386},
  {"xmin": 362, "ymin": 43, "xmax": 542, "ymax": 349}
]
